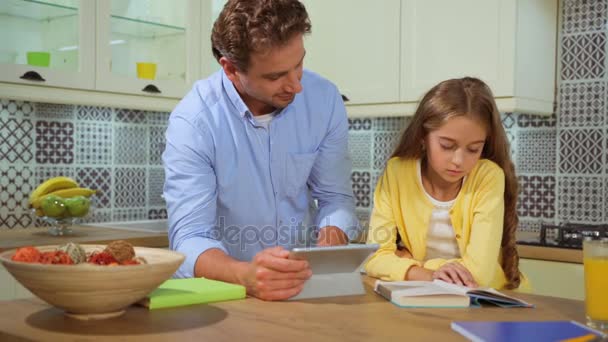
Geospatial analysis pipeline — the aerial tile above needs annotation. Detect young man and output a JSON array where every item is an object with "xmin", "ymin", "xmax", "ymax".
[{"xmin": 163, "ymin": 0, "xmax": 359, "ymax": 301}]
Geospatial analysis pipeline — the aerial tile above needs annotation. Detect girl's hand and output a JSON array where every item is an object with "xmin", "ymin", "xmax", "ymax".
[{"xmin": 432, "ymin": 262, "xmax": 478, "ymax": 288}]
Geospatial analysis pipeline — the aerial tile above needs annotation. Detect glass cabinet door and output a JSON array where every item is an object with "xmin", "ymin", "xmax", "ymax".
[
  {"xmin": 200, "ymin": 0, "xmax": 226, "ymax": 79},
  {"xmin": 0, "ymin": 0, "xmax": 95, "ymax": 89},
  {"xmin": 96, "ymin": 0, "xmax": 201, "ymax": 98}
]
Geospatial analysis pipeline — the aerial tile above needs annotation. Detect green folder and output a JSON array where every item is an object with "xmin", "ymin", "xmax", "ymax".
[{"xmin": 139, "ymin": 278, "xmax": 246, "ymax": 309}]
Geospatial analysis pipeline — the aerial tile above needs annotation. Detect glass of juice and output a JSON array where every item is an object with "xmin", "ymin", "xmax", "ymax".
[{"xmin": 583, "ymin": 238, "xmax": 608, "ymax": 331}]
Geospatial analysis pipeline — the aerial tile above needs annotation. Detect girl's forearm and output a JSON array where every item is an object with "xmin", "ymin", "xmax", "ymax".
[{"xmin": 405, "ymin": 265, "xmax": 434, "ymax": 281}]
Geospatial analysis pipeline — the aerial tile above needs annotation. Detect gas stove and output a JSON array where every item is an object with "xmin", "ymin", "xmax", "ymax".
[{"xmin": 517, "ymin": 223, "xmax": 608, "ymax": 249}]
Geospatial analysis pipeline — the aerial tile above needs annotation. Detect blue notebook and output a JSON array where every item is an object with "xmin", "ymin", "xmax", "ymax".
[{"xmin": 451, "ymin": 321, "xmax": 606, "ymax": 342}]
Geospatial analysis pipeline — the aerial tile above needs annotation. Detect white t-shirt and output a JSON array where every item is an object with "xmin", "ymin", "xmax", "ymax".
[
  {"xmin": 417, "ymin": 160, "xmax": 462, "ymax": 261},
  {"xmin": 254, "ymin": 111, "xmax": 275, "ymax": 128}
]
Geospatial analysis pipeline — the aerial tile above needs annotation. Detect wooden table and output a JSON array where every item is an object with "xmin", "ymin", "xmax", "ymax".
[{"xmin": 0, "ymin": 277, "xmax": 587, "ymax": 341}]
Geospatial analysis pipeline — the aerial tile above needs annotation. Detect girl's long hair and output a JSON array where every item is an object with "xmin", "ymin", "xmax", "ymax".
[{"xmin": 392, "ymin": 77, "xmax": 521, "ymax": 289}]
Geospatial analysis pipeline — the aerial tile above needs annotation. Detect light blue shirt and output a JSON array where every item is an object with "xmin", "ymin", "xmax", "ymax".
[{"xmin": 163, "ymin": 69, "xmax": 360, "ymax": 278}]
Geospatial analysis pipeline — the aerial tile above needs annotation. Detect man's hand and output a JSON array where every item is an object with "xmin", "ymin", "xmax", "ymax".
[
  {"xmin": 238, "ymin": 246, "xmax": 312, "ymax": 301},
  {"xmin": 316, "ymin": 226, "xmax": 348, "ymax": 246},
  {"xmin": 432, "ymin": 262, "xmax": 478, "ymax": 288}
]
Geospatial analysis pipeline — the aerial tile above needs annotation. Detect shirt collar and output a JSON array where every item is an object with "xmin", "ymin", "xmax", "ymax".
[{"xmin": 221, "ymin": 70, "xmax": 250, "ymax": 118}]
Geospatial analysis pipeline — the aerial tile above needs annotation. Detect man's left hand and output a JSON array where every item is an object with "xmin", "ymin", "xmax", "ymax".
[{"xmin": 317, "ymin": 226, "xmax": 348, "ymax": 246}]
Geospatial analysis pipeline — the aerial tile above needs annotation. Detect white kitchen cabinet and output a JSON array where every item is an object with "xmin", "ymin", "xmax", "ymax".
[
  {"xmin": 400, "ymin": 0, "xmax": 557, "ymax": 115},
  {"xmin": 200, "ymin": 0, "xmax": 227, "ymax": 79},
  {"xmin": 0, "ymin": 263, "xmax": 34, "ymax": 301},
  {"xmin": 301, "ymin": 0, "xmax": 401, "ymax": 105},
  {"xmin": 95, "ymin": 0, "xmax": 201, "ymax": 99},
  {"xmin": 519, "ymin": 259, "xmax": 584, "ymax": 300},
  {"xmin": 0, "ymin": 0, "xmax": 558, "ymax": 116},
  {"xmin": 0, "ymin": 263, "xmax": 15, "ymax": 301},
  {"xmin": 0, "ymin": 0, "xmax": 95, "ymax": 90}
]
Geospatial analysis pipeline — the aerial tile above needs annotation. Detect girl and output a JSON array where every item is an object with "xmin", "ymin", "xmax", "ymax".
[{"xmin": 365, "ymin": 77, "xmax": 526, "ymax": 290}]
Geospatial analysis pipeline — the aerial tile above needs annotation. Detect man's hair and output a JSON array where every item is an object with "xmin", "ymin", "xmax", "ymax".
[{"xmin": 211, "ymin": 0, "xmax": 311, "ymax": 72}]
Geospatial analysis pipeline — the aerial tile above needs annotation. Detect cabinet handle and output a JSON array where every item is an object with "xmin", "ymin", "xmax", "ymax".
[
  {"xmin": 142, "ymin": 84, "xmax": 162, "ymax": 94},
  {"xmin": 19, "ymin": 71, "xmax": 46, "ymax": 82},
  {"xmin": 341, "ymin": 94, "xmax": 350, "ymax": 102}
]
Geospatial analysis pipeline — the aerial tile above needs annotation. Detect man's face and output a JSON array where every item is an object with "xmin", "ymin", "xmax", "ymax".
[{"xmin": 223, "ymin": 34, "xmax": 305, "ymax": 116}]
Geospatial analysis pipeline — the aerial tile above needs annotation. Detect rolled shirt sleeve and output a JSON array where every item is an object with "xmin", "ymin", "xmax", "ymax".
[
  {"xmin": 163, "ymin": 114, "xmax": 227, "ymax": 278},
  {"xmin": 309, "ymin": 85, "xmax": 360, "ymax": 241}
]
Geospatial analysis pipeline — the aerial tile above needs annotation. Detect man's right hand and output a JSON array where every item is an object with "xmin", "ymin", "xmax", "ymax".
[{"xmin": 238, "ymin": 246, "xmax": 312, "ymax": 301}]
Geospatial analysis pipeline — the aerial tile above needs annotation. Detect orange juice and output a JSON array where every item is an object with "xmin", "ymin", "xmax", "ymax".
[{"xmin": 584, "ymin": 257, "xmax": 608, "ymax": 322}]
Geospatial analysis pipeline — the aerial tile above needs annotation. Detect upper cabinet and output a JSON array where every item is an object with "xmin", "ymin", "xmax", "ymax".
[
  {"xmin": 95, "ymin": 0, "xmax": 201, "ymax": 98},
  {"xmin": 301, "ymin": 0, "xmax": 401, "ymax": 105},
  {"xmin": 401, "ymin": 0, "xmax": 558, "ymax": 115},
  {"xmin": 0, "ymin": 0, "xmax": 95, "ymax": 89},
  {"xmin": 200, "ymin": 0, "xmax": 226, "ymax": 80},
  {"xmin": 0, "ymin": 0, "xmax": 558, "ymax": 116}
]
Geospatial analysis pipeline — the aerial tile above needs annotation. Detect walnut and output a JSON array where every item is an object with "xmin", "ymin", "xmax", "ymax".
[{"xmin": 103, "ymin": 240, "xmax": 135, "ymax": 263}]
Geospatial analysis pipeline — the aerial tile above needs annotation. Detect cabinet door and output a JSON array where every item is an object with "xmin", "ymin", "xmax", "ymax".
[
  {"xmin": 401, "ymin": 0, "xmax": 513, "ymax": 102},
  {"xmin": 0, "ymin": 0, "xmax": 95, "ymax": 89},
  {"xmin": 200, "ymin": 0, "xmax": 226, "ymax": 80},
  {"xmin": 301, "ymin": 0, "xmax": 401, "ymax": 105},
  {"xmin": 519, "ymin": 259, "xmax": 584, "ymax": 300},
  {"xmin": 95, "ymin": 0, "xmax": 201, "ymax": 98},
  {"xmin": 0, "ymin": 264, "xmax": 15, "ymax": 301}
]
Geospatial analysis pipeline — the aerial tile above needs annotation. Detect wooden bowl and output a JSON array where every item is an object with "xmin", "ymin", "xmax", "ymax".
[{"xmin": 0, "ymin": 245, "xmax": 184, "ymax": 320}]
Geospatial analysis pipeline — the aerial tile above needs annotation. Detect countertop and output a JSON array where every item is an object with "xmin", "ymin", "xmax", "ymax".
[
  {"xmin": 0, "ymin": 225, "xmax": 169, "ymax": 253},
  {"xmin": 0, "ymin": 276, "xmax": 587, "ymax": 341},
  {"xmin": 0, "ymin": 225, "xmax": 582, "ymax": 263}
]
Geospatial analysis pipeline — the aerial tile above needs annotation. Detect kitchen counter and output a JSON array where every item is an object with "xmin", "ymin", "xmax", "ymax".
[
  {"xmin": 516, "ymin": 230, "xmax": 582, "ymax": 264},
  {"xmin": 517, "ymin": 244, "xmax": 582, "ymax": 264},
  {"xmin": 0, "ymin": 225, "xmax": 582, "ymax": 263},
  {"xmin": 0, "ymin": 276, "xmax": 587, "ymax": 341},
  {"xmin": 0, "ymin": 225, "xmax": 169, "ymax": 253}
]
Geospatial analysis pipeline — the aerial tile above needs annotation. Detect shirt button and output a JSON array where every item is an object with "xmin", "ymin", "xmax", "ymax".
[{"xmin": 455, "ymin": 234, "xmax": 461, "ymax": 239}]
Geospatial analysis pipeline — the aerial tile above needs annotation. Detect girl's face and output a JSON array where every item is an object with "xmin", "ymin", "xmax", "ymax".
[{"xmin": 424, "ymin": 115, "xmax": 487, "ymax": 185}]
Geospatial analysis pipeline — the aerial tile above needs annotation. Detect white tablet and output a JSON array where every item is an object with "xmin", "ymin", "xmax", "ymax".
[
  {"xmin": 288, "ymin": 243, "xmax": 380, "ymax": 274},
  {"xmin": 287, "ymin": 244, "xmax": 379, "ymax": 300}
]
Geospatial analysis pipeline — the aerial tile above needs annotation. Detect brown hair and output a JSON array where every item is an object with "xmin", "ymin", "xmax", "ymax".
[
  {"xmin": 392, "ymin": 77, "xmax": 521, "ymax": 289},
  {"xmin": 211, "ymin": 0, "xmax": 311, "ymax": 72}
]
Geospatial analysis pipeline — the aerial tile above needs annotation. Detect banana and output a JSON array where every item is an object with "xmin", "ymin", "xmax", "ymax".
[
  {"xmin": 31, "ymin": 187, "xmax": 97, "ymax": 209},
  {"xmin": 28, "ymin": 176, "xmax": 78, "ymax": 206}
]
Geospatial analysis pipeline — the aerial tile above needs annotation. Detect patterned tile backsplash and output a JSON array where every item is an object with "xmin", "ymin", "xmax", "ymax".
[
  {"xmin": 0, "ymin": 102, "xmax": 169, "ymax": 229},
  {"xmin": 1, "ymin": 0, "xmax": 607, "ymax": 232}
]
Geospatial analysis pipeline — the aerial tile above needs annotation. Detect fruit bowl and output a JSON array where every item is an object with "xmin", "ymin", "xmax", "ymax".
[
  {"xmin": 29, "ymin": 177, "xmax": 97, "ymax": 236},
  {"xmin": 0, "ymin": 244, "xmax": 185, "ymax": 320},
  {"xmin": 33, "ymin": 207, "xmax": 93, "ymax": 236}
]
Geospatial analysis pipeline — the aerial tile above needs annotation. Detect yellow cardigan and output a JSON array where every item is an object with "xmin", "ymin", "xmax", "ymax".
[{"xmin": 365, "ymin": 157, "xmax": 514, "ymax": 289}]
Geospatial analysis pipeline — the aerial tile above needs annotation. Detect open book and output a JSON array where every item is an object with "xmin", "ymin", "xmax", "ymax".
[{"xmin": 374, "ymin": 279, "xmax": 533, "ymax": 308}]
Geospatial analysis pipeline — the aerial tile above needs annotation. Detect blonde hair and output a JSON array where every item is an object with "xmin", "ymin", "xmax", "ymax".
[{"xmin": 392, "ymin": 77, "xmax": 521, "ymax": 289}]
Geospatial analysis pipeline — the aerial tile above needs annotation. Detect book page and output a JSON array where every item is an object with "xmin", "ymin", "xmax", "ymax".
[
  {"xmin": 432, "ymin": 279, "xmax": 532, "ymax": 306},
  {"xmin": 431, "ymin": 279, "xmax": 471, "ymax": 295},
  {"xmin": 375, "ymin": 280, "xmax": 466, "ymax": 297}
]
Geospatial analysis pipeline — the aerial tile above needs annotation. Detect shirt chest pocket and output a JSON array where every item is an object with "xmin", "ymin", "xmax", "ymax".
[{"xmin": 284, "ymin": 152, "xmax": 318, "ymax": 198}]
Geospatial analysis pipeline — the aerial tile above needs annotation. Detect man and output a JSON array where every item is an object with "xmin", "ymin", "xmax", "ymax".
[{"xmin": 163, "ymin": 0, "xmax": 359, "ymax": 301}]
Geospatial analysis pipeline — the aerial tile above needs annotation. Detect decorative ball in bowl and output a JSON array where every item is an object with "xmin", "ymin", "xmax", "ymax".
[
  {"xmin": 0, "ymin": 243, "xmax": 185, "ymax": 320},
  {"xmin": 28, "ymin": 176, "xmax": 97, "ymax": 236}
]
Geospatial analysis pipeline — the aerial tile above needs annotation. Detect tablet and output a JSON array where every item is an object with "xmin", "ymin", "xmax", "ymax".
[{"xmin": 288, "ymin": 243, "xmax": 379, "ymax": 275}]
